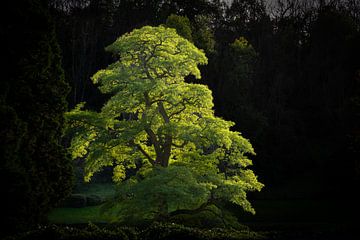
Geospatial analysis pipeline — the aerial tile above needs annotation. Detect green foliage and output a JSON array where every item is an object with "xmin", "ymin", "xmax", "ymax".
[
  {"xmin": 165, "ymin": 14, "xmax": 193, "ymax": 42},
  {"xmin": 141, "ymin": 222, "xmax": 262, "ymax": 240},
  {"xmin": 5, "ymin": 222, "xmax": 263, "ymax": 240},
  {"xmin": 48, "ymin": 206, "xmax": 111, "ymax": 224},
  {"xmin": 165, "ymin": 14, "xmax": 215, "ymax": 55},
  {"xmin": 1, "ymin": 0, "xmax": 73, "ymax": 234},
  {"xmin": 192, "ymin": 15, "xmax": 216, "ymax": 54},
  {"xmin": 5, "ymin": 224, "xmax": 131, "ymax": 240},
  {"xmin": 66, "ymin": 25, "xmax": 263, "ymax": 223},
  {"xmin": 0, "ymin": 102, "xmax": 30, "ymax": 231},
  {"xmin": 227, "ymin": 37, "xmax": 257, "ymax": 95},
  {"xmin": 217, "ymin": 36, "xmax": 266, "ymax": 141}
]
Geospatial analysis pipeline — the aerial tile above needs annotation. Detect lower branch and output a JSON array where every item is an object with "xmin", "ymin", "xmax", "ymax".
[{"xmin": 169, "ymin": 202, "xmax": 227, "ymax": 226}]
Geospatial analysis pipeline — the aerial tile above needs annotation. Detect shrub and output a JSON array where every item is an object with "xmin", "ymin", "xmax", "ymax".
[
  {"xmin": 139, "ymin": 222, "xmax": 262, "ymax": 240},
  {"xmin": 5, "ymin": 224, "xmax": 130, "ymax": 240},
  {"xmin": 4, "ymin": 223, "xmax": 263, "ymax": 240}
]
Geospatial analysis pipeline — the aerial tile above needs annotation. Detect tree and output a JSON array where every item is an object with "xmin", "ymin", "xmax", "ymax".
[
  {"xmin": 1, "ymin": 0, "xmax": 73, "ymax": 234},
  {"xmin": 192, "ymin": 14, "xmax": 216, "ymax": 54},
  {"xmin": 165, "ymin": 14, "xmax": 193, "ymax": 42},
  {"xmin": 226, "ymin": 0, "xmax": 267, "ymax": 39},
  {"xmin": 218, "ymin": 37, "xmax": 266, "ymax": 141},
  {"xmin": 66, "ymin": 25, "xmax": 263, "ymax": 224}
]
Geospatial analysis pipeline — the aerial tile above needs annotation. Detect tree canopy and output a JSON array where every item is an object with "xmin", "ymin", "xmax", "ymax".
[{"xmin": 66, "ymin": 25, "xmax": 263, "ymax": 223}]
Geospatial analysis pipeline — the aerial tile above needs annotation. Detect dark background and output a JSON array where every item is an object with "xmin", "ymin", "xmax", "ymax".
[{"xmin": 1, "ymin": 0, "xmax": 360, "ymax": 237}]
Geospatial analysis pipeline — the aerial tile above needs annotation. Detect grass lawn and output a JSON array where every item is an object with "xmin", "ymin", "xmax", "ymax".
[
  {"xmin": 48, "ymin": 199, "xmax": 357, "ymax": 226},
  {"xmin": 74, "ymin": 183, "xmax": 116, "ymax": 199},
  {"xmin": 48, "ymin": 206, "xmax": 111, "ymax": 224},
  {"xmin": 48, "ymin": 183, "xmax": 116, "ymax": 224}
]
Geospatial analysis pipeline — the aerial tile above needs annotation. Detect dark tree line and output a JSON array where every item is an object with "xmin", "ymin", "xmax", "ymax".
[{"xmin": 250, "ymin": 1, "xmax": 360, "ymax": 194}]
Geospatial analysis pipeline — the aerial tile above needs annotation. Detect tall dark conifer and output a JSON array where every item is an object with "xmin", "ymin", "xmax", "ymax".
[{"xmin": 1, "ymin": 0, "xmax": 73, "ymax": 234}]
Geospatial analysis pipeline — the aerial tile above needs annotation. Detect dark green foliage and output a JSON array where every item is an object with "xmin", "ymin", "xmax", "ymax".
[
  {"xmin": 165, "ymin": 14, "xmax": 215, "ymax": 54},
  {"xmin": 165, "ymin": 14, "xmax": 193, "ymax": 41},
  {"xmin": 192, "ymin": 15, "xmax": 216, "ymax": 54},
  {"xmin": 60, "ymin": 194, "xmax": 88, "ymax": 208},
  {"xmin": 1, "ymin": 0, "xmax": 73, "ymax": 234},
  {"xmin": 225, "ymin": 0, "xmax": 267, "ymax": 41},
  {"xmin": 140, "ymin": 222, "xmax": 261, "ymax": 240},
  {"xmin": 217, "ymin": 37, "xmax": 266, "ymax": 141},
  {"xmin": 4, "ymin": 224, "xmax": 130, "ymax": 240},
  {"xmin": 59, "ymin": 193, "xmax": 106, "ymax": 208},
  {"xmin": 4, "ymin": 223, "xmax": 262, "ymax": 240},
  {"xmin": 0, "ymin": 103, "xmax": 30, "ymax": 231}
]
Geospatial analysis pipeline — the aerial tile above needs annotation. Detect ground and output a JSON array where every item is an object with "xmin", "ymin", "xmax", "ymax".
[{"xmin": 47, "ymin": 182, "xmax": 359, "ymax": 239}]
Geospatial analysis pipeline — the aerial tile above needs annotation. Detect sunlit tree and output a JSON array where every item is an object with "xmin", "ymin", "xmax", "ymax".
[{"xmin": 66, "ymin": 25, "xmax": 263, "ymax": 223}]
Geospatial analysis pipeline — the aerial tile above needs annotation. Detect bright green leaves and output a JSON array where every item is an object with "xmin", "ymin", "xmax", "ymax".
[
  {"xmin": 113, "ymin": 165, "xmax": 127, "ymax": 182},
  {"xmin": 103, "ymin": 26, "xmax": 207, "ymax": 86},
  {"xmin": 94, "ymin": 26, "xmax": 208, "ymax": 120},
  {"xmin": 66, "ymin": 25, "xmax": 263, "ymax": 224}
]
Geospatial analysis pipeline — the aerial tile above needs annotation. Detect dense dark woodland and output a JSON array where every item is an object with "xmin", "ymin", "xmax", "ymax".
[{"xmin": 1, "ymin": 0, "xmax": 360, "ymax": 239}]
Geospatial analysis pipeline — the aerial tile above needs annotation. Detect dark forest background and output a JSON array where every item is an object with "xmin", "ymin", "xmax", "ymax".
[{"xmin": 1, "ymin": 0, "xmax": 360, "ymax": 237}]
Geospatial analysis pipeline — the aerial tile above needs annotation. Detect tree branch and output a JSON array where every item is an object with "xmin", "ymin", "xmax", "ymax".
[
  {"xmin": 172, "ymin": 140, "xmax": 188, "ymax": 148},
  {"xmin": 157, "ymin": 102, "xmax": 170, "ymax": 123},
  {"xmin": 145, "ymin": 128, "xmax": 162, "ymax": 157},
  {"xmin": 143, "ymin": 92, "xmax": 151, "ymax": 107},
  {"xmin": 132, "ymin": 142, "xmax": 155, "ymax": 166},
  {"xmin": 169, "ymin": 102, "xmax": 187, "ymax": 118},
  {"xmin": 168, "ymin": 195, "xmax": 227, "ymax": 226},
  {"xmin": 168, "ymin": 200, "xmax": 220, "ymax": 220}
]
